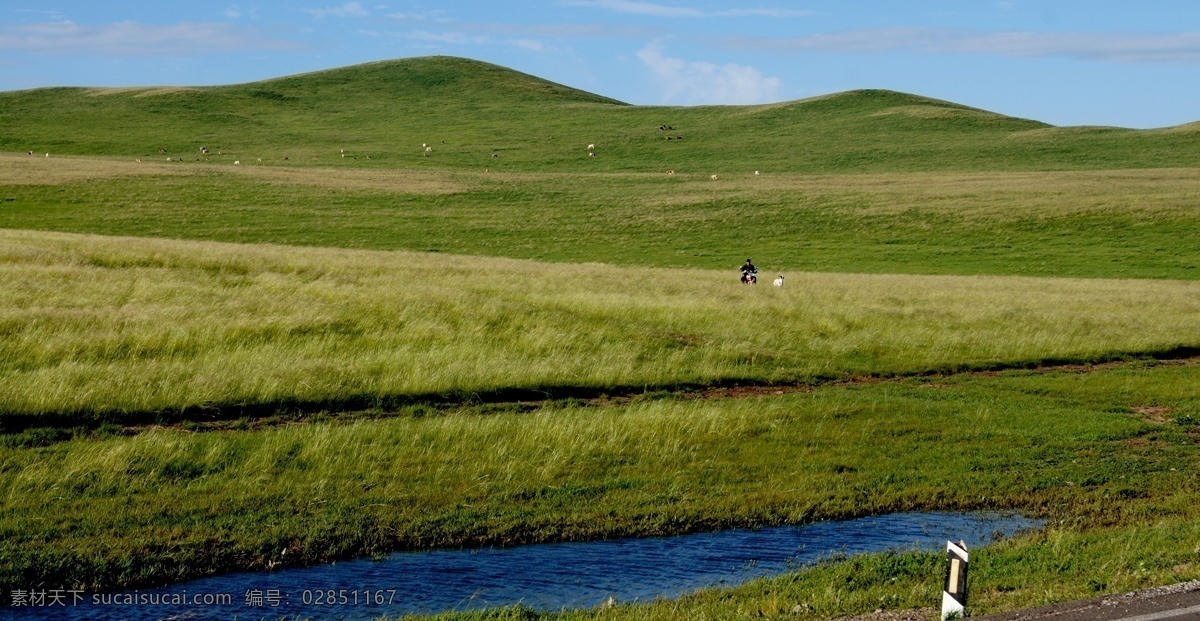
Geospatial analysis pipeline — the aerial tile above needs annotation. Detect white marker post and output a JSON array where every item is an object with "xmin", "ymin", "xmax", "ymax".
[{"xmin": 942, "ymin": 540, "xmax": 969, "ymax": 620}]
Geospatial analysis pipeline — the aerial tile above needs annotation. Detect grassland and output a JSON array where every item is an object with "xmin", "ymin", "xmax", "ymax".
[
  {"xmin": 2, "ymin": 57, "xmax": 1200, "ymax": 175},
  {"xmin": 2, "ymin": 350, "xmax": 1198, "ymax": 616},
  {"xmin": 1, "ymin": 56, "xmax": 1199, "ymax": 619},
  {"xmin": 2, "ymin": 229, "xmax": 1198, "ymax": 426},
  {"xmin": 1, "ymin": 155, "xmax": 1199, "ymax": 279}
]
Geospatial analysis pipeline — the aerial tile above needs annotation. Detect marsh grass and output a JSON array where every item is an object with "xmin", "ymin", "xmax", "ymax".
[
  {"xmin": 1, "ymin": 360, "xmax": 1197, "ymax": 610},
  {"xmin": 2, "ymin": 229, "xmax": 1198, "ymax": 422}
]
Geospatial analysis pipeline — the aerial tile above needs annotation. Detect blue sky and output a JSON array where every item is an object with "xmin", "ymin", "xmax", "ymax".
[{"xmin": 2, "ymin": 1, "xmax": 1198, "ymax": 128}]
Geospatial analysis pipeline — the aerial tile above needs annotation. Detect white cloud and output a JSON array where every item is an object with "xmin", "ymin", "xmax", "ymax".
[
  {"xmin": 562, "ymin": 1, "xmax": 812, "ymax": 18},
  {"xmin": 563, "ymin": 0, "xmax": 703, "ymax": 17},
  {"xmin": 403, "ymin": 30, "xmax": 488, "ymax": 45},
  {"xmin": 514, "ymin": 39, "xmax": 545, "ymax": 52},
  {"xmin": 0, "ymin": 20, "xmax": 300, "ymax": 56},
  {"xmin": 303, "ymin": 2, "xmax": 369, "ymax": 19},
  {"xmin": 718, "ymin": 27, "xmax": 1200, "ymax": 64},
  {"xmin": 636, "ymin": 41, "xmax": 780, "ymax": 104},
  {"xmin": 222, "ymin": 6, "xmax": 243, "ymax": 19},
  {"xmin": 384, "ymin": 10, "xmax": 451, "ymax": 22},
  {"xmin": 713, "ymin": 8, "xmax": 816, "ymax": 17},
  {"xmin": 457, "ymin": 22, "xmax": 655, "ymax": 39}
]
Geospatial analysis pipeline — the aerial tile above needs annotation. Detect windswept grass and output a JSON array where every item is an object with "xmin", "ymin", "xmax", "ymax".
[
  {"xmin": 2, "ymin": 229, "xmax": 1198, "ymax": 423},
  {"xmin": 1, "ymin": 359, "xmax": 1197, "ymax": 608}
]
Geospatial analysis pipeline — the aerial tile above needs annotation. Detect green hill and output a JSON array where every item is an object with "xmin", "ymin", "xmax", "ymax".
[{"xmin": 2, "ymin": 55, "xmax": 1198, "ymax": 172}]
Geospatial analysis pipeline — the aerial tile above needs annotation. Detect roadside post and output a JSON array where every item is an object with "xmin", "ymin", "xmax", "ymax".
[{"xmin": 942, "ymin": 540, "xmax": 969, "ymax": 620}]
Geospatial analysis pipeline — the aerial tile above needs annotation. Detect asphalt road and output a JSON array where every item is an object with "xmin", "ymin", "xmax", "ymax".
[{"xmin": 975, "ymin": 580, "xmax": 1200, "ymax": 621}]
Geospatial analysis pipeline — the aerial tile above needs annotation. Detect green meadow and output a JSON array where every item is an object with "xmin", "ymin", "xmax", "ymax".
[{"xmin": 1, "ymin": 56, "xmax": 1198, "ymax": 619}]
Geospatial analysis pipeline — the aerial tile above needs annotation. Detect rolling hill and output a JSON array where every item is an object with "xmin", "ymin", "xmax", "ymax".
[{"xmin": 2, "ymin": 55, "xmax": 1199, "ymax": 172}]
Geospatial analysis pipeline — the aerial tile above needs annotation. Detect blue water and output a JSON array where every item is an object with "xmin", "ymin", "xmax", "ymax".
[{"xmin": 6, "ymin": 511, "xmax": 1041, "ymax": 621}]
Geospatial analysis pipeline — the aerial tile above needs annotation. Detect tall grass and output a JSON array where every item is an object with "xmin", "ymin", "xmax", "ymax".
[
  {"xmin": 1, "ymin": 360, "xmax": 1197, "ymax": 606},
  {"xmin": 2, "ymin": 230, "xmax": 1198, "ymax": 422}
]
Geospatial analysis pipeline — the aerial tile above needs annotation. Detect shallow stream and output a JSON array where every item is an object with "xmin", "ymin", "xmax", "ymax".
[{"xmin": 7, "ymin": 511, "xmax": 1042, "ymax": 621}]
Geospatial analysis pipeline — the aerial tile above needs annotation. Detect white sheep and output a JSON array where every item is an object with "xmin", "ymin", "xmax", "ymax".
[
  {"xmin": 587, "ymin": 143, "xmax": 595, "ymax": 150},
  {"xmin": 425, "ymin": 146, "xmax": 433, "ymax": 153},
  {"xmin": 773, "ymin": 275, "xmax": 785, "ymax": 287},
  {"xmin": 710, "ymin": 174, "xmax": 718, "ymax": 180},
  {"xmin": 234, "ymin": 160, "xmax": 240, "ymax": 165}
]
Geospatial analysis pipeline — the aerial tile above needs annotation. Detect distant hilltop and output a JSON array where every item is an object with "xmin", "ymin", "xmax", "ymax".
[{"xmin": 3, "ymin": 55, "xmax": 1198, "ymax": 173}]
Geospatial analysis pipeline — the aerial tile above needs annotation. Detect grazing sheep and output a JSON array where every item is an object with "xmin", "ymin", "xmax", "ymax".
[
  {"xmin": 755, "ymin": 170, "xmax": 760, "ymax": 175},
  {"xmin": 234, "ymin": 160, "xmax": 240, "ymax": 165},
  {"xmin": 710, "ymin": 174, "xmax": 718, "ymax": 180},
  {"xmin": 135, "ymin": 158, "xmax": 141, "ymax": 163},
  {"xmin": 425, "ymin": 146, "xmax": 433, "ymax": 153},
  {"xmin": 773, "ymin": 275, "xmax": 785, "ymax": 287},
  {"xmin": 166, "ymin": 157, "xmax": 171, "ymax": 161},
  {"xmin": 666, "ymin": 170, "xmax": 675, "ymax": 176},
  {"xmin": 587, "ymin": 143, "xmax": 595, "ymax": 150},
  {"xmin": 45, "ymin": 153, "xmax": 50, "ymax": 158}
]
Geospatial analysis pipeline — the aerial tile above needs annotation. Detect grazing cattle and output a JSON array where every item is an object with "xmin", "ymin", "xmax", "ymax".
[{"xmin": 773, "ymin": 275, "xmax": 785, "ymax": 287}]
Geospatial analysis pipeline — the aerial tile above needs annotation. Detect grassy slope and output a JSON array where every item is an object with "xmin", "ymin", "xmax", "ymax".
[
  {"xmin": 1, "ymin": 156, "xmax": 1198, "ymax": 279},
  {"xmin": 1, "ymin": 57, "xmax": 1198, "ymax": 616},
  {"xmin": 2, "ymin": 229, "xmax": 1198, "ymax": 424},
  {"xmin": 2, "ymin": 56, "xmax": 1199, "ymax": 174}
]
